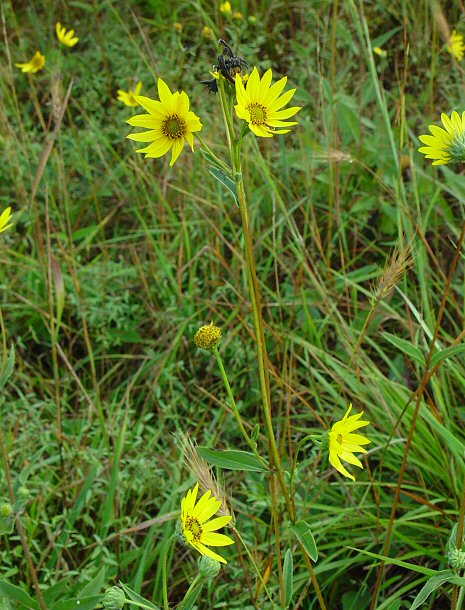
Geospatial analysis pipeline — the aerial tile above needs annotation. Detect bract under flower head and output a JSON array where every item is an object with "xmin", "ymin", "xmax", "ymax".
[
  {"xmin": 180, "ymin": 483, "xmax": 234, "ymax": 564},
  {"xmin": 15, "ymin": 51, "xmax": 45, "ymax": 74},
  {"xmin": 329, "ymin": 404, "xmax": 370, "ymax": 481},
  {"xmin": 126, "ymin": 78, "xmax": 202, "ymax": 166},
  {"xmin": 235, "ymin": 67, "xmax": 301, "ymax": 137},
  {"xmin": 447, "ymin": 30, "xmax": 465, "ymax": 61},
  {"xmin": 418, "ymin": 111, "xmax": 465, "ymax": 165},
  {"xmin": 55, "ymin": 23, "xmax": 79, "ymax": 47},
  {"xmin": 117, "ymin": 82, "xmax": 142, "ymax": 107}
]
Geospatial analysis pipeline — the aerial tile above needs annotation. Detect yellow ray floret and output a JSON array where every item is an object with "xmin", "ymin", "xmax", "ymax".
[
  {"xmin": 117, "ymin": 82, "xmax": 143, "ymax": 107},
  {"xmin": 55, "ymin": 23, "xmax": 79, "ymax": 47},
  {"xmin": 418, "ymin": 111, "xmax": 465, "ymax": 166},
  {"xmin": 234, "ymin": 67, "xmax": 301, "ymax": 137},
  {"xmin": 181, "ymin": 483, "xmax": 234, "ymax": 564},
  {"xmin": 126, "ymin": 78, "xmax": 202, "ymax": 166},
  {"xmin": 329, "ymin": 404, "xmax": 371, "ymax": 481},
  {"xmin": 15, "ymin": 51, "xmax": 45, "ymax": 74},
  {"xmin": 447, "ymin": 30, "xmax": 465, "ymax": 62},
  {"xmin": 0, "ymin": 207, "xmax": 13, "ymax": 233}
]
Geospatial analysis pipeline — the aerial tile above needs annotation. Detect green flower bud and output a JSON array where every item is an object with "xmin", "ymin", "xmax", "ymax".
[
  {"xmin": 17, "ymin": 486, "xmax": 29, "ymax": 498},
  {"xmin": 102, "ymin": 586, "xmax": 125, "ymax": 609},
  {"xmin": 198, "ymin": 555, "xmax": 221, "ymax": 580},
  {"xmin": 448, "ymin": 547, "xmax": 465, "ymax": 572},
  {"xmin": 0, "ymin": 502, "xmax": 13, "ymax": 517},
  {"xmin": 175, "ymin": 518, "xmax": 188, "ymax": 547}
]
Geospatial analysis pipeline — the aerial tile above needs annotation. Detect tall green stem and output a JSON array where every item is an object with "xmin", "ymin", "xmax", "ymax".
[
  {"xmin": 216, "ymin": 80, "xmax": 294, "ymax": 523},
  {"xmin": 212, "ymin": 347, "xmax": 266, "ymax": 465},
  {"xmin": 161, "ymin": 534, "xmax": 176, "ymax": 610}
]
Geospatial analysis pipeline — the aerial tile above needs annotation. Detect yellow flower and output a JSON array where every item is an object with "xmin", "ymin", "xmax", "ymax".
[
  {"xmin": 0, "ymin": 207, "xmax": 13, "ymax": 233},
  {"xmin": 447, "ymin": 30, "xmax": 465, "ymax": 62},
  {"xmin": 55, "ymin": 23, "xmax": 79, "ymax": 47},
  {"xmin": 235, "ymin": 67, "xmax": 301, "ymax": 137},
  {"xmin": 220, "ymin": 1, "xmax": 232, "ymax": 14},
  {"xmin": 117, "ymin": 82, "xmax": 143, "ymax": 107},
  {"xmin": 15, "ymin": 51, "xmax": 45, "ymax": 74},
  {"xmin": 233, "ymin": 10, "xmax": 243, "ymax": 20},
  {"xmin": 373, "ymin": 46, "xmax": 387, "ymax": 57},
  {"xmin": 126, "ymin": 78, "xmax": 202, "ymax": 166},
  {"xmin": 180, "ymin": 483, "xmax": 234, "ymax": 564},
  {"xmin": 329, "ymin": 405, "xmax": 370, "ymax": 481},
  {"xmin": 174, "ymin": 22, "xmax": 183, "ymax": 34},
  {"xmin": 202, "ymin": 25, "xmax": 214, "ymax": 40},
  {"xmin": 418, "ymin": 111, "xmax": 465, "ymax": 166},
  {"xmin": 194, "ymin": 323, "xmax": 222, "ymax": 350}
]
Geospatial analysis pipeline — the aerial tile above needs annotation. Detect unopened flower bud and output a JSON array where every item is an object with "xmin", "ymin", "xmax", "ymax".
[
  {"xmin": 102, "ymin": 586, "xmax": 125, "ymax": 609},
  {"xmin": 173, "ymin": 22, "xmax": 183, "ymax": 34},
  {"xmin": 198, "ymin": 555, "xmax": 221, "ymax": 579},
  {"xmin": 175, "ymin": 518, "xmax": 188, "ymax": 546},
  {"xmin": 0, "ymin": 503, "xmax": 13, "ymax": 517},
  {"xmin": 448, "ymin": 547, "xmax": 465, "ymax": 572},
  {"xmin": 194, "ymin": 323, "xmax": 222, "ymax": 351}
]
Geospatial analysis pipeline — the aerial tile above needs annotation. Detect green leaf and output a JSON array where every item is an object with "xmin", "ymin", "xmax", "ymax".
[
  {"xmin": 430, "ymin": 344, "xmax": 465, "ymax": 369},
  {"xmin": 381, "ymin": 333, "xmax": 426, "ymax": 366},
  {"xmin": 80, "ymin": 567, "xmax": 107, "ymax": 597},
  {"xmin": 0, "ymin": 582, "xmax": 39, "ymax": 610},
  {"xmin": 199, "ymin": 149, "xmax": 228, "ymax": 172},
  {"xmin": 283, "ymin": 549, "xmax": 293, "ymax": 608},
  {"xmin": 178, "ymin": 582, "xmax": 204, "ymax": 610},
  {"xmin": 409, "ymin": 570, "xmax": 465, "ymax": 610},
  {"xmin": 208, "ymin": 167, "xmax": 239, "ymax": 205},
  {"xmin": 0, "ymin": 347, "xmax": 15, "ymax": 389},
  {"xmin": 52, "ymin": 596, "xmax": 102, "ymax": 610},
  {"xmin": 346, "ymin": 547, "xmax": 436, "ymax": 576},
  {"xmin": 291, "ymin": 521, "xmax": 318, "ymax": 562},
  {"xmin": 197, "ymin": 447, "xmax": 268, "ymax": 472},
  {"xmin": 118, "ymin": 582, "xmax": 160, "ymax": 610}
]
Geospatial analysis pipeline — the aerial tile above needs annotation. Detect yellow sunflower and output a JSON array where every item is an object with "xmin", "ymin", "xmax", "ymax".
[
  {"xmin": 126, "ymin": 78, "xmax": 202, "ymax": 166},
  {"xmin": 234, "ymin": 67, "xmax": 301, "ymax": 137},
  {"xmin": 15, "ymin": 51, "xmax": 45, "ymax": 74},
  {"xmin": 418, "ymin": 111, "xmax": 465, "ymax": 166},
  {"xmin": 329, "ymin": 405, "xmax": 370, "ymax": 481},
  {"xmin": 117, "ymin": 82, "xmax": 142, "ymax": 107},
  {"xmin": 0, "ymin": 207, "xmax": 13, "ymax": 233},
  {"xmin": 447, "ymin": 30, "xmax": 465, "ymax": 62},
  {"xmin": 180, "ymin": 483, "xmax": 234, "ymax": 564},
  {"xmin": 55, "ymin": 23, "xmax": 79, "ymax": 47}
]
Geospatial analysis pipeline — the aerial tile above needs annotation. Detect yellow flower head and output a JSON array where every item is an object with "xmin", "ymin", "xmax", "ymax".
[
  {"xmin": 55, "ymin": 23, "xmax": 79, "ymax": 47},
  {"xmin": 180, "ymin": 483, "xmax": 234, "ymax": 564},
  {"xmin": 174, "ymin": 22, "xmax": 183, "ymax": 34},
  {"xmin": 233, "ymin": 10, "xmax": 243, "ymax": 20},
  {"xmin": 373, "ymin": 46, "xmax": 387, "ymax": 57},
  {"xmin": 126, "ymin": 78, "xmax": 202, "ymax": 166},
  {"xmin": 220, "ymin": 1, "xmax": 232, "ymax": 15},
  {"xmin": 418, "ymin": 111, "xmax": 465, "ymax": 166},
  {"xmin": 0, "ymin": 207, "xmax": 13, "ymax": 233},
  {"xmin": 194, "ymin": 323, "xmax": 222, "ymax": 351},
  {"xmin": 117, "ymin": 82, "xmax": 143, "ymax": 107},
  {"xmin": 447, "ymin": 30, "xmax": 465, "ymax": 62},
  {"xmin": 329, "ymin": 405, "xmax": 370, "ymax": 481},
  {"xmin": 15, "ymin": 51, "xmax": 45, "ymax": 74},
  {"xmin": 202, "ymin": 25, "xmax": 214, "ymax": 40},
  {"xmin": 235, "ymin": 67, "xmax": 301, "ymax": 137}
]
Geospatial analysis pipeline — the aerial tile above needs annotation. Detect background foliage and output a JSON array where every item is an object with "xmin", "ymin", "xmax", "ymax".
[{"xmin": 1, "ymin": 0, "xmax": 465, "ymax": 608}]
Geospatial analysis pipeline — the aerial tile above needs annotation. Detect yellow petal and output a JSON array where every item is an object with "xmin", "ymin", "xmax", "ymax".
[{"xmin": 200, "ymin": 532, "xmax": 235, "ymax": 546}]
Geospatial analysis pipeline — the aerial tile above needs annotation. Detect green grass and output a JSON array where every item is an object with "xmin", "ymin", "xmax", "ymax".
[{"xmin": 1, "ymin": 0, "xmax": 465, "ymax": 609}]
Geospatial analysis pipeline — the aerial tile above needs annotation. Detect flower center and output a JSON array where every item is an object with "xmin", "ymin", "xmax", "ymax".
[
  {"xmin": 162, "ymin": 114, "xmax": 186, "ymax": 140},
  {"xmin": 247, "ymin": 103, "xmax": 267, "ymax": 125},
  {"xmin": 185, "ymin": 516, "xmax": 203, "ymax": 542}
]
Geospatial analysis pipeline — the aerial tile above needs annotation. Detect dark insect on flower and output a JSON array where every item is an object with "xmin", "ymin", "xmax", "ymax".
[{"xmin": 201, "ymin": 39, "xmax": 248, "ymax": 94}]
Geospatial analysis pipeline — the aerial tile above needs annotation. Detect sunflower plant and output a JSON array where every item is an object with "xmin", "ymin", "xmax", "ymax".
[{"xmin": 123, "ymin": 40, "xmax": 372, "ymax": 610}]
